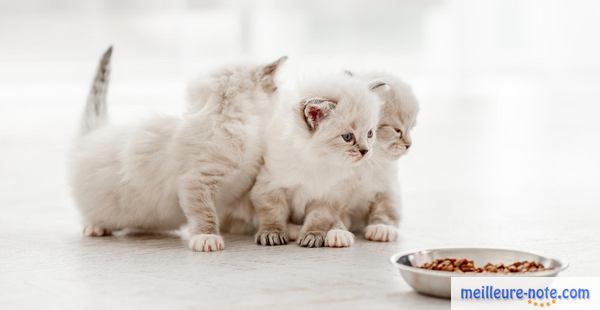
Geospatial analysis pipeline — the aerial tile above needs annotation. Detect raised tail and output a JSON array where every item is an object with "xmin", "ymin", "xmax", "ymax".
[{"xmin": 80, "ymin": 46, "xmax": 112, "ymax": 135}]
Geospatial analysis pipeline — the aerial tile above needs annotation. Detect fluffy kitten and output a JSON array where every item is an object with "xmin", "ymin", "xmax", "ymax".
[
  {"xmin": 340, "ymin": 71, "xmax": 419, "ymax": 241},
  {"xmin": 69, "ymin": 46, "xmax": 286, "ymax": 251},
  {"xmin": 184, "ymin": 70, "xmax": 277, "ymax": 236},
  {"xmin": 250, "ymin": 75, "xmax": 382, "ymax": 248}
]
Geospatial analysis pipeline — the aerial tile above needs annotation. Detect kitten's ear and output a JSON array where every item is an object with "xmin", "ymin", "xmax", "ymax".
[
  {"xmin": 259, "ymin": 56, "xmax": 287, "ymax": 92},
  {"xmin": 368, "ymin": 79, "xmax": 393, "ymax": 99},
  {"xmin": 302, "ymin": 98, "xmax": 337, "ymax": 131},
  {"xmin": 262, "ymin": 56, "xmax": 288, "ymax": 77}
]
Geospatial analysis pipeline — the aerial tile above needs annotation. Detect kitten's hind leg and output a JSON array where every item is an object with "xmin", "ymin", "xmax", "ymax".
[
  {"xmin": 83, "ymin": 226, "xmax": 112, "ymax": 237},
  {"xmin": 364, "ymin": 191, "xmax": 399, "ymax": 242},
  {"xmin": 298, "ymin": 200, "xmax": 353, "ymax": 248},
  {"xmin": 251, "ymin": 185, "xmax": 289, "ymax": 246}
]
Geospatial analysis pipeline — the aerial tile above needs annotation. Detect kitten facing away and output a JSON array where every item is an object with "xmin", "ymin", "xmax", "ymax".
[
  {"xmin": 341, "ymin": 71, "xmax": 419, "ymax": 241},
  {"xmin": 69, "ymin": 46, "xmax": 286, "ymax": 251},
  {"xmin": 250, "ymin": 75, "xmax": 382, "ymax": 248}
]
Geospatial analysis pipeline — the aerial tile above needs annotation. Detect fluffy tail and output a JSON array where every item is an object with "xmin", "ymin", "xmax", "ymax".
[{"xmin": 80, "ymin": 46, "xmax": 112, "ymax": 135}]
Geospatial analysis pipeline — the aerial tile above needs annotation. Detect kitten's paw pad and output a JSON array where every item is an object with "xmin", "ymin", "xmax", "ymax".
[
  {"xmin": 297, "ymin": 231, "xmax": 326, "ymax": 248},
  {"xmin": 325, "ymin": 229, "xmax": 354, "ymax": 247},
  {"xmin": 364, "ymin": 224, "xmax": 398, "ymax": 242},
  {"xmin": 188, "ymin": 234, "xmax": 225, "ymax": 252},
  {"xmin": 83, "ymin": 226, "xmax": 112, "ymax": 237},
  {"xmin": 255, "ymin": 230, "xmax": 288, "ymax": 246}
]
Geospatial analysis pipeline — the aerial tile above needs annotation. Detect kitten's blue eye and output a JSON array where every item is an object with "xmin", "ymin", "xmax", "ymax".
[
  {"xmin": 341, "ymin": 133, "xmax": 354, "ymax": 143},
  {"xmin": 367, "ymin": 130, "xmax": 373, "ymax": 138}
]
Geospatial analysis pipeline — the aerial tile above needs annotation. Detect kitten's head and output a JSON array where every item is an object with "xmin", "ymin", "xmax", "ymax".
[
  {"xmin": 295, "ymin": 75, "xmax": 382, "ymax": 166},
  {"xmin": 346, "ymin": 71, "xmax": 419, "ymax": 160},
  {"xmin": 187, "ymin": 56, "xmax": 287, "ymax": 114}
]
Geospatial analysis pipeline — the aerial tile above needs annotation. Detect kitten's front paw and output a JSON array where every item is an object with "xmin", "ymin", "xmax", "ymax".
[
  {"xmin": 255, "ymin": 230, "xmax": 288, "ymax": 246},
  {"xmin": 83, "ymin": 226, "xmax": 112, "ymax": 237},
  {"xmin": 188, "ymin": 234, "xmax": 225, "ymax": 252},
  {"xmin": 297, "ymin": 231, "xmax": 326, "ymax": 248},
  {"xmin": 325, "ymin": 229, "xmax": 354, "ymax": 247},
  {"xmin": 364, "ymin": 224, "xmax": 398, "ymax": 242}
]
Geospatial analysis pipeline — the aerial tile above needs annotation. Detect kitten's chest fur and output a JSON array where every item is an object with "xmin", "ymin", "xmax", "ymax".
[
  {"xmin": 213, "ymin": 115, "xmax": 265, "ymax": 226},
  {"xmin": 282, "ymin": 160, "xmax": 354, "ymax": 224}
]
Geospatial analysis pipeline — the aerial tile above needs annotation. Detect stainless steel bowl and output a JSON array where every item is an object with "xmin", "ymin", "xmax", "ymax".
[{"xmin": 390, "ymin": 248, "xmax": 568, "ymax": 299}]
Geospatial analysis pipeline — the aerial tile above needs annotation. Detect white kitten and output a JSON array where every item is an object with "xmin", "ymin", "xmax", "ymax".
[
  {"xmin": 341, "ymin": 71, "xmax": 419, "ymax": 242},
  {"xmin": 250, "ymin": 75, "xmax": 382, "ymax": 248},
  {"xmin": 69, "ymin": 46, "xmax": 286, "ymax": 251}
]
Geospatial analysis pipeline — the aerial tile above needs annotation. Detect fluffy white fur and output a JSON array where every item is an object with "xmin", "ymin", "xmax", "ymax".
[
  {"xmin": 251, "ymin": 74, "xmax": 382, "ymax": 247},
  {"xmin": 340, "ymin": 72, "xmax": 419, "ymax": 241},
  {"xmin": 69, "ymin": 47, "xmax": 285, "ymax": 251}
]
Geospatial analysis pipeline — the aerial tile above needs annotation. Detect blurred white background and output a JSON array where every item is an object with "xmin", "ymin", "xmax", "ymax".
[
  {"xmin": 1, "ymin": 0, "xmax": 599, "ymax": 308},
  {"xmin": 1, "ymin": 0, "xmax": 599, "ymax": 230}
]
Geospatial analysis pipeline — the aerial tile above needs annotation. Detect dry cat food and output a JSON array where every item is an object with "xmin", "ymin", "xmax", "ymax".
[{"xmin": 418, "ymin": 258, "xmax": 547, "ymax": 273}]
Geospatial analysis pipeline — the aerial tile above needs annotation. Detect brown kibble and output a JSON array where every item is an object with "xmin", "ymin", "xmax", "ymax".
[
  {"xmin": 454, "ymin": 259, "xmax": 464, "ymax": 267},
  {"xmin": 418, "ymin": 258, "xmax": 547, "ymax": 273}
]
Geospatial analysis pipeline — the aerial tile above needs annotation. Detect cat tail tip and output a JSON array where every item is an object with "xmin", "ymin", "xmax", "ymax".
[{"xmin": 80, "ymin": 45, "xmax": 113, "ymax": 135}]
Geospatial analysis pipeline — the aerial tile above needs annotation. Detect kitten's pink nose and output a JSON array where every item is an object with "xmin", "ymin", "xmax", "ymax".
[{"xmin": 359, "ymin": 149, "xmax": 369, "ymax": 156}]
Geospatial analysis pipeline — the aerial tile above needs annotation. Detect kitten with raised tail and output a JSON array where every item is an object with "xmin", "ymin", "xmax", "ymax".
[
  {"xmin": 69, "ymin": 46, "xmax": 286, "ymax": 251},
  {"xmin": 250, "ymin": 75, "xmax": 382, "ymax": 248},
  {"xmin": 342, "ymin": 71, "xmax": 419, "ymax": 242}
]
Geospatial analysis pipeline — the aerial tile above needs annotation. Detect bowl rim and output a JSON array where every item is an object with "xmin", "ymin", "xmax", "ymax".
[{"xmin": 389, "ymin": 247, "xmax": 569, "ymax": 277}]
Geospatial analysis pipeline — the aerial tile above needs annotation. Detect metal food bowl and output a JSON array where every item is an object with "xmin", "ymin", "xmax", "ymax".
[{"xmin": 390, "ymin": 248, "xmax": 568, "ymax": 299}]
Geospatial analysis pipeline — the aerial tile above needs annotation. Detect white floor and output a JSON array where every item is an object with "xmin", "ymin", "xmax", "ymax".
[{"xmin": 1, "ymin": 1, "xmax": 600, "ymax": 309}]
